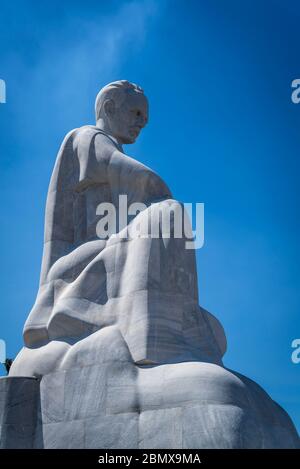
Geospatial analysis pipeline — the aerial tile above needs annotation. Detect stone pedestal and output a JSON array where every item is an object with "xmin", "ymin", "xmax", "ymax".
[
  {"xmin": 1, "ymin": 327, "xmax": 299, "ymax": 448},
  {"xmin": 0, "ymin": 377, "xmax": 39, "ymax": 448}
]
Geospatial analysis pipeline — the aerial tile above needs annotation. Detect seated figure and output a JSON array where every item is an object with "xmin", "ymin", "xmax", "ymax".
[
  {"xmin": 9, "ymin": 81, "xmax": 299, "ymax": 449},
  {"xmin": 10, "ymin": 80, "xmax": 225, "ymax": 377}
]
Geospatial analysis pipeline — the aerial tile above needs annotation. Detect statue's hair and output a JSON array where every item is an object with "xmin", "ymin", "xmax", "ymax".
[{"xmin": 95, "ymin": 80, "xmax": 144, "ymax": 121}]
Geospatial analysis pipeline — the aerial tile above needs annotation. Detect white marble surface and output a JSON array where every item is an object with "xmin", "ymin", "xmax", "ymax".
[
  {"xmin": 1, "ymin": 339, "xmax": 299, "ymax": 448},
  {"xmin": 5, "ymin": 81, "xmax": 299, "ymax": 449}
]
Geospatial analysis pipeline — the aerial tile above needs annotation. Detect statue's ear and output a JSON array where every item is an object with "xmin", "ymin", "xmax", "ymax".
[{"xmin": 104, "ymin": 99, "xmax": 115, "ymax": 118}]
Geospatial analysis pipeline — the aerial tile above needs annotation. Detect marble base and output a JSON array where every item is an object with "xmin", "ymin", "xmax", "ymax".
[{"xmin": 1, "ymin": 357, "xmax": 299, "ymax": 448}]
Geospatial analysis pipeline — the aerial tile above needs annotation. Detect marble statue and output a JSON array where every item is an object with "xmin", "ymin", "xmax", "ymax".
[
  {"xmin": 10, "ymin": 80, "xmax": 225, "ymax": 376},
  {"xmin": 2, "ymin": 81, "xmax": 299, "ymax": 449}
]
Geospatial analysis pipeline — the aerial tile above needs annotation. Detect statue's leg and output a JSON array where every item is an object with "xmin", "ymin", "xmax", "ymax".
[{"xmin": 114, "ymin": 199, "xmax": 224, "ymax": 365}]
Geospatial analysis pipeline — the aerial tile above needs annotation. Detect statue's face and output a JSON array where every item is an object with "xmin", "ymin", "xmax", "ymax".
[{"xmin": 106, "ymin": 92, "xmax": 148, "ymax": 144}]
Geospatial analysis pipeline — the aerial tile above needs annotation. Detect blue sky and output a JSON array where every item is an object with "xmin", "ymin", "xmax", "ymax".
[{"xmin": 0, "ymin": 0, "xmax": 299, "ymax": 432}]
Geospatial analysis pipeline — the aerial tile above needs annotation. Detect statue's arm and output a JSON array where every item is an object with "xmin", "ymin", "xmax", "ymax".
[
  {"xmin": 105, "ymin": 145, "xmax": 172, "ymax": 199},
  {"xmin": 77, "ymin": 130, "xmax": 172, "ymax": 199},
  {"xmin": 75, "ymin": 131, "xmax": 151, "ymax": 186}
]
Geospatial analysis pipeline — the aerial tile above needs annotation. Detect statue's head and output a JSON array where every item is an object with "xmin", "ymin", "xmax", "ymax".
[{"xmin": 95, "ymin": 80, "xmax": 148, "ymax": 144}]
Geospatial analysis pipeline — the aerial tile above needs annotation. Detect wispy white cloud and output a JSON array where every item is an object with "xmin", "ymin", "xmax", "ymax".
[{"xmin": 13, "ymin": 0, "xmax": 162, "ymax": 136}]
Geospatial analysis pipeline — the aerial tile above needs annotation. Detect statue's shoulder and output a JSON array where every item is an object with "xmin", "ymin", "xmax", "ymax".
[
  {"xmin": 68, "ymin": 125, "xmax": 99, "ymax": 145},
  {"xmin": 51, "ymin": 126, "xmax": 101, "ymax": 179},
  {"xmin": 57, "ymin": 125, "xmax": 101, "ymax": 145},
  {"xmin": 65, "ymin": 126, "xmax": 118, "ymax": 157}
]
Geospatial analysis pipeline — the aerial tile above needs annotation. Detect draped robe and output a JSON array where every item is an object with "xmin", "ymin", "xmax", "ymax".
[{"xmin": 22, "ymin": 125, "xmax": 225, "ymax": 365}]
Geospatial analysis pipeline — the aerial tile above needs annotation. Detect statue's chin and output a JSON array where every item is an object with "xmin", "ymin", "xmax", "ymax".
[
  {"xmin": 124, "ymin": 129, "xmax": 141, "ymax": 144},
  {"xmin": 121, "ymin": 136, "xmax": 137, "ymax": 144}
]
